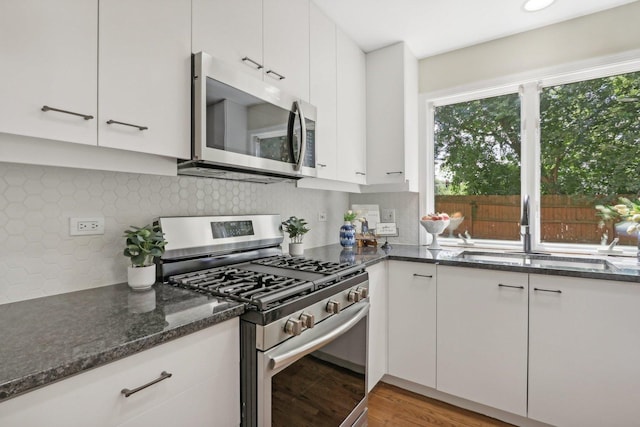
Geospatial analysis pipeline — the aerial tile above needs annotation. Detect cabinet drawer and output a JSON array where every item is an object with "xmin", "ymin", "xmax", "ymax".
[{"xmin": 0, "ymin": 319, "xmax": 239, "ymax": 427}]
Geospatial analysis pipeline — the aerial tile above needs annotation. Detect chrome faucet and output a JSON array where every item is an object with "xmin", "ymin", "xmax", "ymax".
[{"xmin": 521, "ymin": 195, "xmax": 532, "ymax": 254}]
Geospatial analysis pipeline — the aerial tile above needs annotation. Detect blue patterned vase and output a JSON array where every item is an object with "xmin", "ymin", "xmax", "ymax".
[{"xmin": 340, "ymin": 221, "xmax": 356, "ymax": 248}]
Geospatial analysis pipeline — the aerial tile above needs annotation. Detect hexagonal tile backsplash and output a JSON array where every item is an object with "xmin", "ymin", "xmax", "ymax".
[{"xmin": 0, "ymin": 162, "xmax": 349, "ymax": 304}]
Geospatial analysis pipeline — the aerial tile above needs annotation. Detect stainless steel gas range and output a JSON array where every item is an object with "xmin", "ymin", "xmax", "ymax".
[{"xmin": 156, "ymin": 215, "xmax": 369, "ymax": 427}]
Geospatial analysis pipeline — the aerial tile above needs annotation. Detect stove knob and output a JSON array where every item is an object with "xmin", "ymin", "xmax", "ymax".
[
  {"xmin": 357, "ymin": 286, "xmax": 369, "ymax": 299},
  {"xmin": 299, "ymin": 312, "xmax": 315, "ymax": 329},
  {"xmin": 284, "ymin": 318, "xmax": 303, "ymax": 336},
  {"xmin": 348, "ymin": 289, "xmax": 362, "ymax": 303},
  {"xmin": 326, "ymin": 300, "xmax": 341, "ymax": 314}
]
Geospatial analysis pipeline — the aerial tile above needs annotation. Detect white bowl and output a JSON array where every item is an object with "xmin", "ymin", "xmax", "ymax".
[{"xmin": 420, "ymin": 219, "xmax": 450, "ymax": 235}]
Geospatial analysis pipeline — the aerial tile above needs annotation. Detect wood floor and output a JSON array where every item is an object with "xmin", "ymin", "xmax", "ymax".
[{"xmin": 368, "ymin": 383, "xmax": 515, "ymax": 427}]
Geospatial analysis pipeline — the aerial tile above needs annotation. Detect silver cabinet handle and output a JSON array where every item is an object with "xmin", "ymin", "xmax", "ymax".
[
  {"xmin": 534, "ymin": 287, "xmax": 562, "ymax": 294},
  {"xmin": 121, "ymin": 371, "xmax": 172, "ymax": 397},
  {"xmin": 269, "ymin": 303, "xmax": 369, "ymax": 371},
  {"xmin": 386, "ymin": 171, "xmax": 403, "ymax": 175},
  {"xmin": 355, "ymin": 171, "xmax": 366, "ymax": 176},
  {"xmin": 41, "ymin": 105, "xmax": 93, "ymax": 120},
  {"xmin": 317, "ymin": 163, "xmax": 327, "ymax": 168},
  {"xmin": 241, "ymin": 56, "xmax": 263, "ymax": 70},
  {"xmin": 413, "ymin": 273, "xmax": 433, "ymax": 278},
  {"xmin": 498, "ymin": 284, "xmax": 525, "ymax": 289},
  {"xmin": 107, "ymin": 120, "xmax": 148, "ymax": 131},
  {"xmin": 265, "ymin": 69, "xmax": 286, "ymax": 80}
]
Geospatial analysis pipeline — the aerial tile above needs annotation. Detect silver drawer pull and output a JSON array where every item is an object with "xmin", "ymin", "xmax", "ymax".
[
  {"xmin": 498, "ymin": 284, "xmax": 524, "ymax": 289},
  {"xmin": 241, "ymin": 56, "xmax": 263, "ymax": 70},
  {"xmin": 534, "ymin": 287, "xmax": 562, "ymax": 294},
  {"xmin": 41, "ymin": 105, "xmax": 93, "ymax": 121},
  {"xmin": 265, "ymin": 69, "xmax": 286, "ymax": 80},
  {"xmin": 355, "ymin": 171, "xmax": 366, "ymax": 176},
  {"xmin": 413, "ymin": 273, "xmax": 433, "ymax": 278},
  {"xmin": 386, "ymin": 171, "xmax": 403, "ymax": 175},
  {"xmin": 121, "ymin": 371, "xmax": 172, "ymax": 397},
  {"xmin": 107, "ymin": 119, "xmax": 148, "ymax": 131}
]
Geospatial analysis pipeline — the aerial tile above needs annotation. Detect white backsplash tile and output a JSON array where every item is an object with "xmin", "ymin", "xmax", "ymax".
[
  {"xmin": 0, "ymin": 162, "xmax": 349, "ymax": 304},
  {"xmin": 350, "ymin": 192, "xmax": 420, "ymax": 245}
]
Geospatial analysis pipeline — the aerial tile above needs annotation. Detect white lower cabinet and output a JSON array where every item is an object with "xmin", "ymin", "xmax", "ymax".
[
  {"xmin": 529, "ymin": 274, "xmax": 640, "ymax": 427},
  {"xmin": 436, "ymin": 266, "xmax": 528, "ymax": 416},
  {"xmin": 366, "ymin": 261, "xmax": 388, "ymax": 392},
  {"xmin": 0, "ymin": 319, "xmax": 240, "ymax": 427},
  {"xmin": 387, "ymin": 261, "xmax": 436, "ymax": 387}
]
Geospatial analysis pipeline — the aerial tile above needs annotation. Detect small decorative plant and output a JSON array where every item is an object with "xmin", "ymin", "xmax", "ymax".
[
  {"xmin": 281, "ymin": 216, "xmax": 310, "ymax": 244},
  {"xmin": 344, "ymin": 210, "xmax": 359, "ymax": 223},
  {"xmin": 123, "ymin": 224, "xmax": 167, "ymax": 267}
]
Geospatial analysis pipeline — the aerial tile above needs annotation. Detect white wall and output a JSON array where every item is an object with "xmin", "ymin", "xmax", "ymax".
[
  {"xmin": 419, "ymin": 2, "xmax": 640, "ymax": 93},
  {"xmin": 0, "ymin": 161, "xmax": 348, "ymax": 304}
]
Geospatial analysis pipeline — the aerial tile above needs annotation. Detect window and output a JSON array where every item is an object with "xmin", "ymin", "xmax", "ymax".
[
  {"xmin": 427, "ymin": 66, "xmax": 640, "ymax": 251},
  {"xmin": 434, "ymin": 93, "xmax": 521, "ymax": 241}
]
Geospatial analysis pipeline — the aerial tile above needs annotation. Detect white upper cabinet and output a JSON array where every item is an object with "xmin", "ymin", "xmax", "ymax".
[
  {"xmin": 98, "ymin": 0, "xmax": 191, "ymax": 159},
  {"xmin": 309, "ymin": 2, "xmax": 337, "ymax": 180},
  {"xmin": 437, "ymin": 266, "xmax": 528, "ymax": 417},
  {"xmin": 263, "ymin": 0, "xmax": 310, "ymax": 101},
  {"xmin": 529, "ymin": 275, "xmax": 640, "ymax": 427},
  {"xmin": 0, "ymin": 0, "xmax": 98, "ymax": 146},
  {"xmin": 336, "ymin": 28, "xmax": 367, "ymax": 185},
  {"xmin": 366, "ymin": 42, "xmax": 419, "ymax": 190},
  {"xmin": 192, "ymin": 0, "xmax": 263, "ymax": 80},
  {"xmin": 192, "ymin": 0, "xmax": 310, "ymax": 101}
]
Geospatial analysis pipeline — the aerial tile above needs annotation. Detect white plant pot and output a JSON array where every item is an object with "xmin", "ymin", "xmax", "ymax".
[
  {"xmin": 289, "ymin": 242, "xmax": 304, "ymax": 256},
  {"xmin": 127, "ymin": 265, "xmax": 156, "ymax": 290}
]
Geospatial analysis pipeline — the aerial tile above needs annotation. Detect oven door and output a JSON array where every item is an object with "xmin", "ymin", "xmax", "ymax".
[{"xmin": 258, "ymin": 301, "xmax": 369, "ymax": 427}]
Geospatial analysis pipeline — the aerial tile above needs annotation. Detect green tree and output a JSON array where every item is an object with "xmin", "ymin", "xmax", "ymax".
[{"xmin": 434, "ymin": 71, "xmax": 640, "ymax": 198}]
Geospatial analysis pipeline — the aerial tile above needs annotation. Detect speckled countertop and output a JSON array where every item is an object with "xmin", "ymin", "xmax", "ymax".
[
  {"xmin": 0, "ymin": 282, "xmax": 243, "ymax": 402},
  {"xmin": 3, "ymin": 243, "xmax": 639, "ymax": 403}
]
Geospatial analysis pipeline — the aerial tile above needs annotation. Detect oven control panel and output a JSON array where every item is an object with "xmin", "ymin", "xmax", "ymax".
[{"xmin": 255, "ymin": 280, "xmax": 369, "ymax": 351}]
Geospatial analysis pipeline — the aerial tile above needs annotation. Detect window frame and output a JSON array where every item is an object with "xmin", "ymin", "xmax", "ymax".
[{"xmin": 420, "ymin": 51, "xmax": 640, "ymax": 255}]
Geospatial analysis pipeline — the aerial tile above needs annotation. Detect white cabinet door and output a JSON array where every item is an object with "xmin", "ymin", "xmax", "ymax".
[
  {"xmin": 310, "ymin": 3, "xmax": 337, "ymax": 180},
  {"xmin": 98, "ymin": 0, "xmax": 191, "ymax": 159},
  {"xmin": 387, "ymin": 261, "xmax": 436, "ymax": 387},
  {"xmin": 263, "ymin": 0, "xmax": 310, "ymax": 101},
  {"xmin": 437, "ymin": 266, "xmax": 528, "ymax": 416},
  {"xmin": 365, "ymin": 43, "xmax": 419, "ymax": 189},
  {"xmin": 367, "ymin": 261, "xmax": 388, "ymax": 392},
  {"xmin": 191, "ymin": 0, "xmax": 263, "ymax": 80},
  {"xmin": 336, "ymin": 29, "xmax": 367, "ymax": 185},
  {"xmin": 0, "ymin": 320, "xmax": 240, "ymax": 427},
  {"xmin": 0, "ymin": 0, "xmax": 97, "ymax": 146},
  {"xmin": 529, "ymin": 275, "xmax": 640, "ymax": 427}
]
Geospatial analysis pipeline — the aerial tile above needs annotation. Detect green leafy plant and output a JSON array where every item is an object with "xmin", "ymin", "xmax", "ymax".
[
  {"xmin": 596, "ymin": 197, "xmax": 640, "ymax": 234},
  {"xmin": 123, "ymin": 224, "xmax": 167, "ymax": 267},
  {"xmin": 344, "ymin": 210, "xmax": 358, "ymax": 222},
  {"xmin": 281, "ymin": 216, "xmax": 310, "ymax": 244}
]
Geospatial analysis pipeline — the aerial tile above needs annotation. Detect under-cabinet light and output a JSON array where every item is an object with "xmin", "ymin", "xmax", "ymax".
[{"xmin": 523, "ymin": 0, "xmax": 556, "ymax": 12}]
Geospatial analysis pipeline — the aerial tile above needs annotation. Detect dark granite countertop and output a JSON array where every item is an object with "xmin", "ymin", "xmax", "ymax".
[
  {"xmin": 0, "ymin": 282, "xmax": 244, "ymax": 402},
  {"xmin": 304, "ymin": 244, "xmax": 640, "ymax": 283},
  {"xmin": 3, "ymin": 244, "xmax": 639, "ymax": 403}
]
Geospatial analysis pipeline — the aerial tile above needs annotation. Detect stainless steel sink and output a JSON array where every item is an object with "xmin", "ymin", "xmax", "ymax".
[{"xmin": 455, "ymin": 251, "xmax": 619, "ymax": 272}]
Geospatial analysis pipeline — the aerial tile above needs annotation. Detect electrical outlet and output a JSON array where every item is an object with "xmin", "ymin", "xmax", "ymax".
[
  {"xmin": 381, "ymin": 208, "xmax": 396, "ymax": 223},
  {"xmin": 318, "ymin": 212, "xmax": 327, "ymax": 222},
  {"xmin": 70, "ymin": 217, "xmax": 105, "ymax": 236}
]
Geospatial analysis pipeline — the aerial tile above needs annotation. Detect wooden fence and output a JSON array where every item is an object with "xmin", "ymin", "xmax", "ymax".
[{"xmin": 435, "ymin": 195, "xmax": 636, "ymax": 245}]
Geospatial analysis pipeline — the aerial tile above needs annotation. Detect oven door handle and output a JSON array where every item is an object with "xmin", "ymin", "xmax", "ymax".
[{"xmin": 268, "ymin": 302, "xmax": 370, "ymax": 371}]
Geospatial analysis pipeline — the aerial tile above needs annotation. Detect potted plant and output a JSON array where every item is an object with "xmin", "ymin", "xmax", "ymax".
[
  {"xmin": 123, "ymin": 224, "xmax": 167, "ymax": 290},
  {"xmin": 281, "ymin": 216, "xmax": 310, "ymax": 256}
]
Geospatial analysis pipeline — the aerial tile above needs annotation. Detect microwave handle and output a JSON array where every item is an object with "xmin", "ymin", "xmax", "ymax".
[{"xmin": 291, "ymin": 101, "xmax": 306, "ymax": 172}]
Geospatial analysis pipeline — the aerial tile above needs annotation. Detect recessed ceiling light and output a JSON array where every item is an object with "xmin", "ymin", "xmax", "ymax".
[{"xmin": 523, "ymin": 0, "xmax": 556, "ymax": 12}]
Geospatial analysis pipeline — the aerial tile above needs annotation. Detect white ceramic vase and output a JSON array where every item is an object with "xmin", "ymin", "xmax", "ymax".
[
  {"xmin": 127, "ymin": 265, "xmax": 156, "ymax": 290},
  {"xmin": 289, "ymin": 242, "xmax": 304, "ymax": 256}
]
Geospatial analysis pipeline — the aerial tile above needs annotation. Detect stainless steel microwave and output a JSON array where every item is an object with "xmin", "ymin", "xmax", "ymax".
[{"xmin": 179, "ymin": 52, "xmax": 317, "ymax": 183}]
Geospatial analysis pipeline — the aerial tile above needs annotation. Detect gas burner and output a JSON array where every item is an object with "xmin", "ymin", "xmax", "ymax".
[{"xmin": 252, "ymin": 256, "xmax": 354, "ymax": 274}]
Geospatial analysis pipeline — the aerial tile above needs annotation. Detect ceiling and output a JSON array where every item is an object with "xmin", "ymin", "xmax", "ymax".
[{"xmin": 312, "ymin": 0, "xmax": 638, "ymax": 59}]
